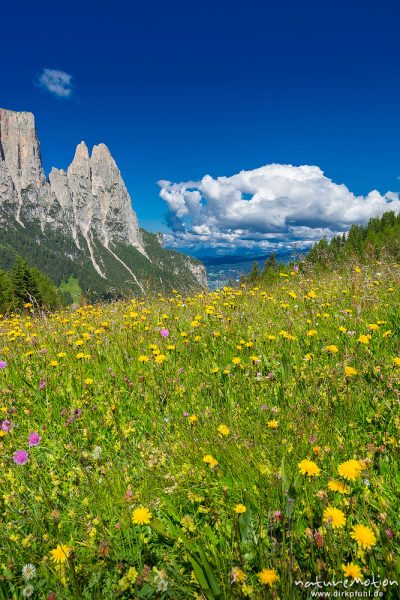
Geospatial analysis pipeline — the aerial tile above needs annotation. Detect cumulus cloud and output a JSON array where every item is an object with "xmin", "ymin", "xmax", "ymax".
[
  {"xmin": 36, "ymin": 68, "xmax": 73, "ymax": 98},
  {"xmin": 158, "ymin": 164, "xmax": 400, "ymax": 252}
]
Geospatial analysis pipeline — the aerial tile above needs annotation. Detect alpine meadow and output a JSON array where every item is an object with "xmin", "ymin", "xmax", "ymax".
[{"xmin": 0, "ymin": 257, "xmax": 399, "ymax": 598}]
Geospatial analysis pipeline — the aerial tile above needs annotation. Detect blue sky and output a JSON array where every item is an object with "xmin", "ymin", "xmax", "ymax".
[{"xmin": 2, "ymin": 0, "xmax": 400, "ymax": 254}]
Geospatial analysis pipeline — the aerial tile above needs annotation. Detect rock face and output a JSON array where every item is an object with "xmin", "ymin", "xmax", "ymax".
[
  {"xmin": 49, "ymin": 142, "xmax": 144, "ymax": 252},
  {"xmin": 0, "ymin": 108, "xmax": 207, "ymax": 296}
]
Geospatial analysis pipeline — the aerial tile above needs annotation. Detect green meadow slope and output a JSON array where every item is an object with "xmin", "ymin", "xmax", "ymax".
[{"xmin": 0, "ymin": 260, "xmax": 399, "ymax": 598}]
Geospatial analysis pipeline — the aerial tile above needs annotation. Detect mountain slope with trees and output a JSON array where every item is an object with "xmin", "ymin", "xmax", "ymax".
[{"xmin": 306, "ymin": 211, "xmax": 400, "ymax": 266}]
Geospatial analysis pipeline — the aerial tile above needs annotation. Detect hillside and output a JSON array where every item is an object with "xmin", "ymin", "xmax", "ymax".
[
  {"xmin": 0, "ymin": 108, "xmax": 206, "ymax": 298},
  {"xmin": 0, "ymin": 260, "xmax": 399, "ymax": 598},
  {"xmin": 306, "ymin": 210, "xmax": 400, "ymax": 266}
]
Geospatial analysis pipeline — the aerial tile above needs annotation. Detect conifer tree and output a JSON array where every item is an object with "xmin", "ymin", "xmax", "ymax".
[
  {"xmin": 248, "ymin": 261, "xmax": 261, "ymax": 283},
  {"xmin": 11, "ymin": 257, "xmax": 41, "ymax": 308},
  {"xmin": 0, "ymin": 270, "xmax": 12, "ymax": 309}
]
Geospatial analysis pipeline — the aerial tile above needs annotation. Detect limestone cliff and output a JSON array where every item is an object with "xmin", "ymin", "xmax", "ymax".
[{"xmin": 0, "ymin": 108, "xmax": 207, "ymax": 296}]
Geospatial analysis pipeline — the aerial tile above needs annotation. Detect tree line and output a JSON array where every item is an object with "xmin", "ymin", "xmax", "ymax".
[
  {"xmin": 244, "ymin": 211, "xmax": 400, "ymax": 285},
  {"xmin": 306, "ymin": 210, "xmax": 400, "ymax": 266},
  {"xmin": 0, "ymin": 256, "xmax": 63, "ymax": 312}
]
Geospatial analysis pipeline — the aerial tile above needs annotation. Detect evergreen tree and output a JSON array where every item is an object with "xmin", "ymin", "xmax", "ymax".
[
  {"xmin": 264, "ymin": 252, "xmax": 278, "ymax": 272},
  {"xmin": 11, "ymin": 257, "xmax": 41, "ymax": 308},
  {"xmin": 0, "ymin": 270, "xmax": 12, "ymax": 310},
  {"xmin": 248, "ymin": 261, "xmax": 261, "ymax": 283},
  {"xmin": 32, "ymin": 268, "xmax": 61, "ymax": 308}
]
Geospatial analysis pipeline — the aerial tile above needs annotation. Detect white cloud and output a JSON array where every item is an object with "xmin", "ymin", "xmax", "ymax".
[
  {"xmin": 158, "ymin": 164, "xmax": 400, "ymax": 251},
  {"xmin": 37, "ymin": 68, "xmax": 73, "ymax": 98}
]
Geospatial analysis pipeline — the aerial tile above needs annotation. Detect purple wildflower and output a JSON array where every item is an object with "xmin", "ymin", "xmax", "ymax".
[
  {"xmin": 13, "ymin": 450, "xmax": 28, "ymax": 465},
  {"xmin": 160, "ymin": 328, "xmax": 169, "ymax": 338},
  {"xmin": 0, "ymin": 360, "xmax": 7, "ymax": 369},
  {"xmin": 38, "ymin": 379, "xmax": 46, "ymax": 390},
  {"xmin": 1, "ymin": 420, "xmax": 14, "ymax": 432},
  {"xmin": 28, "ymin": 432, "xmax": 41, "ymax": 447}
]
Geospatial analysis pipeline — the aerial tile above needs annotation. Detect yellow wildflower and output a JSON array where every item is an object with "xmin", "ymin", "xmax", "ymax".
[
  {"xmin": 132, "ymin": 506, "xmax": 152, "ymax": 525},
  {"xmin": 350, "ymin": 524, "xmax": 376, "ymax": 549},
  {"xmin": 258, "ymin": 568, "xmax": 279, "ymax": 586},
  {"xmin": 298, "ymin": 459, "xmax": 321, "ymax": 477}
]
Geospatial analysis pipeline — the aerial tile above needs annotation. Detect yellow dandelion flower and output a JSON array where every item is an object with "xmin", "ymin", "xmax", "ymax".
[
  {"xmin": 267, "ymin": 420, "xmax": 278, "ymax": 429},
  {"xmin": 325, "ymin": 345, "xmax": 339, "ymax": 354},
  {"xmin": 154, "ymin": 354, "xmax": 167, "ymax": 364},
  {"xmin": 202, "ymin": 454, "xmax": 218, "ymax": 469},
  {"xmin": 342, "ymin": 562, "xmax": 363, "ymax": 580},
  {"xmin": 258, "ymin": 568, "xmax": 279, "ymax": 586},
  {"xmin": 323, "ymin": 506, "xmax": 346, "ymax": 529},
  {"xmin": 234, "ymin": 504, "xmax": 246, "ymax": 514},
  {"xmin": 298, "ymin": 459, "xmax": 321, "ymax": 477},
  {"xmin": 218, "ymin": 424, "xmax": 230, "ymax": 436},
  {"xmin": 132, "ymin": 506, "xmax": 152, "ymax": 525},
  {"xmin": 350, "ymin": 524, "xmax": 376, "ymax": 549},
  {"xmin": 230, "ymin": 567, "xmax": 246, "ymax": 584},
  {"xmin": 357, "ymin": 334, "xmax": 370, "ymax": 345},
  {"xmin": 328, "ymin": 480, "xmax": 350, "ymax": 494},
  {"xmin": 393, "ymin": 357, "xmax": 400, "ymax": 367},
  {"xmin": 337, "ymin": 459, "xmax": 362, "ymax": 481},
  {"xmin": 344, "ymin": 366, "xmax": 358, "ymax": 377},
  {"xmin": 50, "ymin": 544, "xmax": 71, "ymax": 564}
]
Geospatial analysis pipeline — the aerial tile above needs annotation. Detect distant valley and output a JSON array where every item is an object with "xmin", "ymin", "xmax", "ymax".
[{"xmin": 197, "ymin": 249, "xmax": 300, "ymax": 288}]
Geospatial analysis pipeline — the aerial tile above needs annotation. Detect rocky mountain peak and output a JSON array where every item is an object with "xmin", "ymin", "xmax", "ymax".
[
  {"xmin": 0, "ymin": 108, "xmax": 143, "ymax": 251},
  {"xmin": 0, "ymin": 109, "xmax": 45, "ymax": 188},
  {"xmin": 71, "ymin": 140, "xmax": 89, "ymax": 160},
  {"xmin": 67, "ymin": 141, "xmax": 90, "ymax": 179},
  {"xmin": 0, "ymin": 108, "xmax": 207, "ymax": 293},
  {"xmin": 0, "ymin": 108, "xmax": 49, "ymax": 224}
]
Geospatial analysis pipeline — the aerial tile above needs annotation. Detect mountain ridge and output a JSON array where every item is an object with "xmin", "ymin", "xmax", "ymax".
[{"xmin": 0, "ymin": 108, "xmax": 207, "ymax": 297}]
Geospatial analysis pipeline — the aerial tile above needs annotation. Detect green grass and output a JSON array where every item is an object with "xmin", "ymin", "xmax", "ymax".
[
  {"xmin": 0, "ymin": 260, "xmax": 399, "ymax": 598},
  {"xmin": 60, "ymin": 275, "xmax": 82, "ymax": 303}
]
